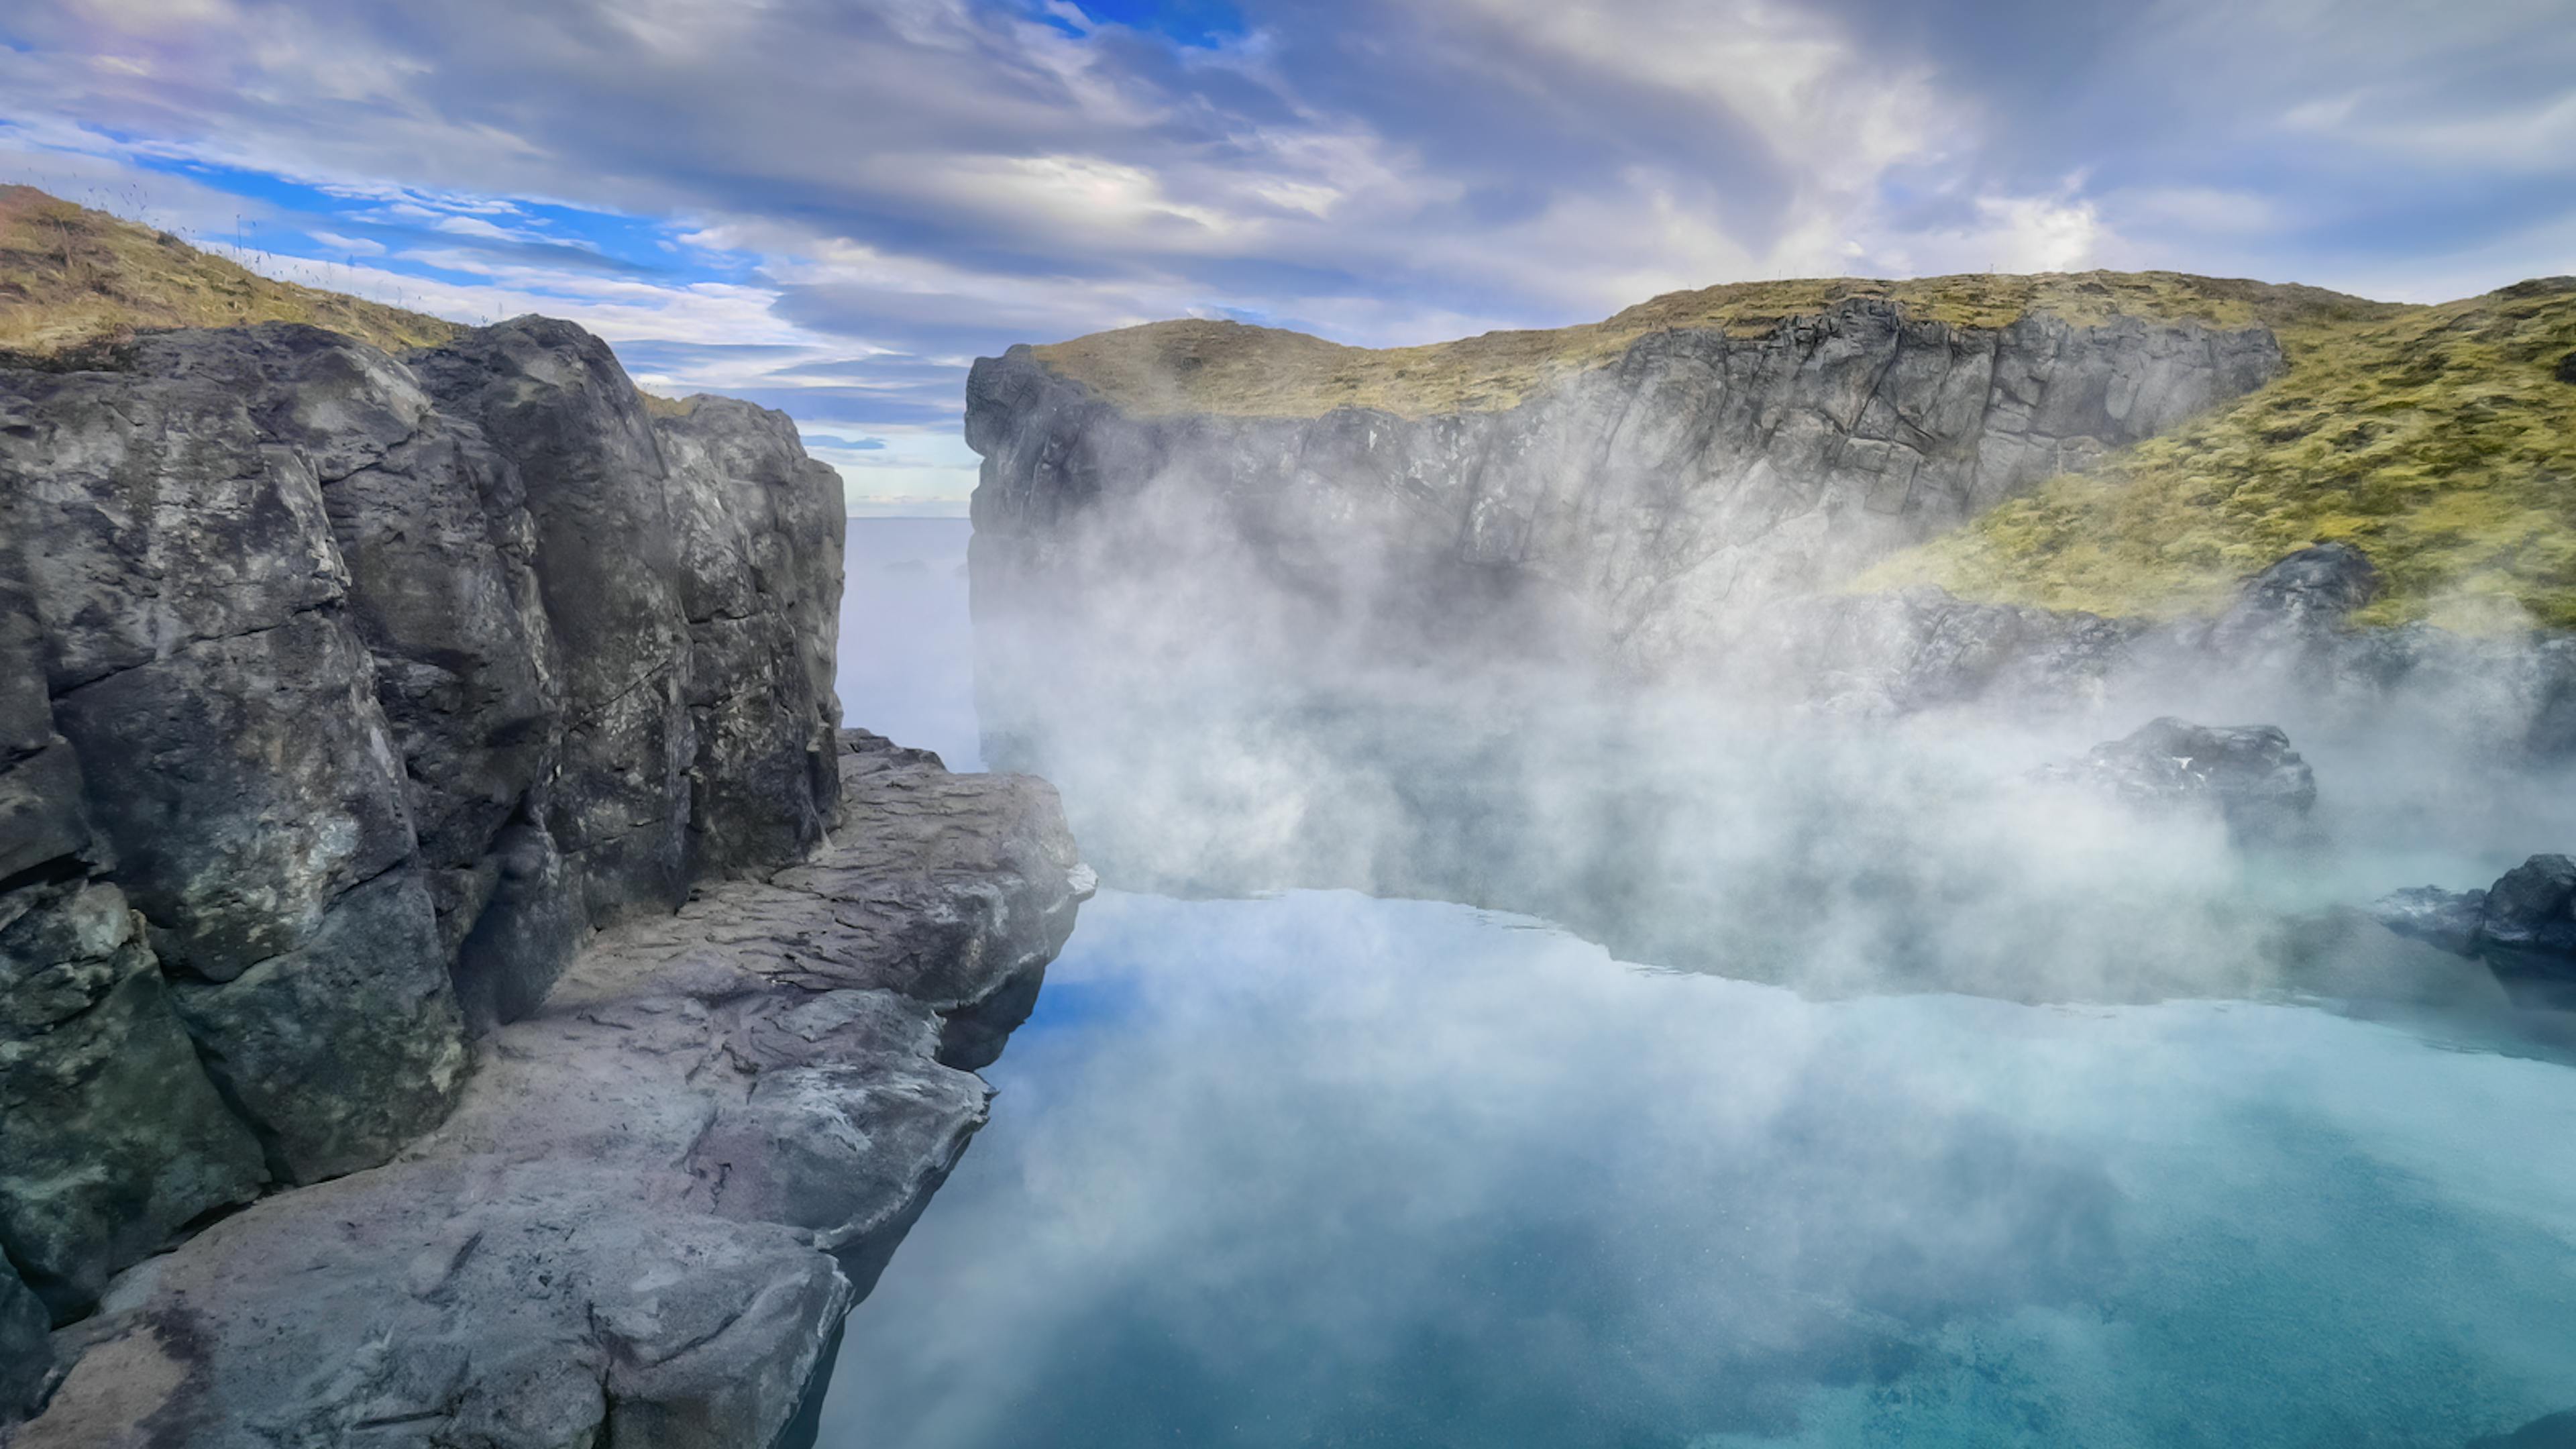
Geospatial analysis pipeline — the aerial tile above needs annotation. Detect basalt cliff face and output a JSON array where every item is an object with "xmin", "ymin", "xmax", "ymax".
[
  {"xmin": 1, "ymin": 313, "xmax": 1090, "ymax": 1444},
  {"xmin": 967, "ymin": 293, "xmax": 2286, "ymax": 683}
]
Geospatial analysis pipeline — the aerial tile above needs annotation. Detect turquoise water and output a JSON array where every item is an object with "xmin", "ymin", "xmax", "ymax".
[{"xmin": 824, "ymin": 521, "xmax": 2576, "ymax": 1448}]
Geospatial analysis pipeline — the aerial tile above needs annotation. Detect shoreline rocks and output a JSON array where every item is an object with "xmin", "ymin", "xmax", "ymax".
[
  {"xmin": 0, "ymin": 317, "xmax": 844, "ymax": 1336},
  {"xmin": 2377, "ymin": 855, "xmax": 2576, "ymax": 993},
  {"xmin": 10, "ymin": 734, "xmax": 1092, "ymax": 1447},
  {"xmin": 1, "ymin": 316, "xmax": 1093, "ymax": 1444}
]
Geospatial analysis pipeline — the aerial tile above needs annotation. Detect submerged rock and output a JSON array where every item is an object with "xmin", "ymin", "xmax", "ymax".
[
  {"xmin": 2368, "ymin": 855, "xmax": 2576, "ymax": 1000},
  {"xmin": 13, "ymin": 735, "xmax": 1091, "ymax": 1448},
  {"xmin": 2471, "ymin": 1408, "xmax": 2576, "ymax": 1448},
  {"xmin": 2368, "ymin": 885, "xmax": 2490, "ymax": 958},
  {"xmin": 2478, "ymin": 855, "xmax": 2576, "ymax": 975},
  {"xmin": 2035, "ymin": 716, "xmax": 2318, "ymax": 840}
]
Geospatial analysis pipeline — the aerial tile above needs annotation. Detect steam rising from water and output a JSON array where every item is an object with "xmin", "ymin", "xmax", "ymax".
[
  {"xmin": 822, "ymin": 888, "xmax": 2576, "ymax": 1448},
  {"xmin": 824, "ymin": 518, "xmax": 2576, "ymax": 1447}
]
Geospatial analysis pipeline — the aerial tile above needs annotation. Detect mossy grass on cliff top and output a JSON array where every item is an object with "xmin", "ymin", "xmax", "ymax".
[
  {"xmin": 1860, "ymin": 278, "xmax": 2576, "ymax": 631},
  {"xmin": 0, "ymin": 185, "xmax": 459, "ymax": 358},
  {"xmin": 1028, "ymin": 270, "xmax": 2385, "ymax": 420}
]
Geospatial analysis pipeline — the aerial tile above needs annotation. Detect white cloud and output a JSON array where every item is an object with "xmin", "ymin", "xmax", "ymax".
[{"xmin": 306, "ymin": 229, "xmax": 385, "ymax": 256}]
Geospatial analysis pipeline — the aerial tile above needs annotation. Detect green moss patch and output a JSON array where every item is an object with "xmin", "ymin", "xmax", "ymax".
[{"xmin": 1862, "ymin": 278, "xmax": 2576, "ymax": 631}]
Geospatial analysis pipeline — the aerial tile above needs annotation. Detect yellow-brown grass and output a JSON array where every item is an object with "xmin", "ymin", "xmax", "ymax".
[
  {"xmin": 1862, "ymin": 280, "xmax": 2576, "ymax": 630},
  {"xmin": 0, "ymin": 185, "xmax": 459, "ymax": 358},
  {"xmin": 1028, "ymin": 271, "xmax": 2388, "ymax": 420}
]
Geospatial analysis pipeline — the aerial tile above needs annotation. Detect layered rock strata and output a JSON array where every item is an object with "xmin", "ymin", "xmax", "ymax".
[
  {"xmin": 0, "ymin": 318, "xmax": 841, "ymax": 1348},
  {"xmin": 11, "ymin": 733, "xmax": 1093, "ymax": 1448}
]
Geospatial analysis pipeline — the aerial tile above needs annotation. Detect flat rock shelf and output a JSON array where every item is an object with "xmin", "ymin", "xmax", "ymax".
[{"xmin": 13, "ymin": 733, "xmax": 1093, "ymax": 1449}]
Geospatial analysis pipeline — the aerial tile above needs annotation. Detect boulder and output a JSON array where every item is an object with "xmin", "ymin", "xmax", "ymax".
[
  {"xmin": 2036, "ymin": 716, "xmax": 2317, "ymax": 840},
  {"xmin": 2366, "ymin": 855, "xmax": 2576, "ymax": 999},
  {"xmin": 2476, "ymin": 853, "xmax": 2576, "ymax": 975},
  {"xmin": 408, "ymin": 320, "xmax": 700, "ymax": 924},
  {"xmin": 2202, "ymin": 541, "xmax": 2381, "ymax": 659}
]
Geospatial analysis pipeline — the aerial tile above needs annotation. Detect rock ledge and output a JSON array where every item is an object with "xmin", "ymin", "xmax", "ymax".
[{"xmin": 11, "ymin": 733, "xmax": 1092, "ymax": 1449}]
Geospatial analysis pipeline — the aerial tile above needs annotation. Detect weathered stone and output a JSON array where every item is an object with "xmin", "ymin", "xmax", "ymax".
[
  {"xmin": 1, "ymin": 313, "xmax": 864, "ymax": 1436},
  {"xmin": 2035, "ymin": 717, "xmax": 2318, "ymax": 840},
  {"xmin": 653, "ymin": 396, "xmax": 847, "ymax": 878},
  {"xmin": 447, "ymin": 814, "xmax": 587, "ymax": 1034},
  {"xmin": 2202, "ymin": 541, "xmax": 2380, "ymax": 658},
  {"xmin": 0, "ymin": 879, "xmax": 265, "ymax": 1320},
  {"xmin": 409, "ymin": 320, "xmax": 700, "ymax": 923},
  {"xmin": 168, "ymin": 868, "xmax": 466, "ymax": 1184},
  {"xmin": 48, "ymin": 611, "xmax": 419, "ymax": 983},
  {"xmin": 2477, "ymin": 854, "xmax": 2576, "ymax": 975},
  {"xmin": 17, "ymin": 737, "xmax": 1092, "ymax": 1448}
]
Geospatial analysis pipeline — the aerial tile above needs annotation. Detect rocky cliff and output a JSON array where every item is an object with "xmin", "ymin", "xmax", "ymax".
[
  {"xmin": 968, "ymin": 281, "xmax": 2290, "ymax": 684},
  {"xmin": 1, "ymin": 311, "xmax": 1089, "ymax": 1442},
  {"xmin": 967, "ymin": 272, "xmax": 2574, "ymax": 751}
]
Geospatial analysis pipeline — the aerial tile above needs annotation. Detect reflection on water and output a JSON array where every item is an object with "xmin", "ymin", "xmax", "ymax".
[{"xmin": 824, "ymin": 521, "xmax": 2576, "ymax": 1447}]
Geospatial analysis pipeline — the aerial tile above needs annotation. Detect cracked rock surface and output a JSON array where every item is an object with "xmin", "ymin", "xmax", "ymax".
[
  {"xmin": 0, "ymin": 318, "xmax": 843, "ymax": 1334},
  {"xmin": 11, "ymin": 734, "xmax": 1091, "ymax": 1449}
]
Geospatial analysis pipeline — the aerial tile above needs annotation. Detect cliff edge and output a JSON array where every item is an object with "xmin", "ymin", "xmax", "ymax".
[{"xmin": 1, "ymin": 213, "xmax": 1091, "ymax": 1442}]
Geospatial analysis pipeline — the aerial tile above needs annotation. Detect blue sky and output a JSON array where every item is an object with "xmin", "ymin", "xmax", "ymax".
[{"xmin": 4, "ymin": 0, "xmax": 2571, "ymax": 512}]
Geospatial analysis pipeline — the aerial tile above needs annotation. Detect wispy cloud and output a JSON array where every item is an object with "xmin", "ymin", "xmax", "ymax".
[{"xmin": 1, "ymin": 0, "xmax": 2569, "ymax": 504}]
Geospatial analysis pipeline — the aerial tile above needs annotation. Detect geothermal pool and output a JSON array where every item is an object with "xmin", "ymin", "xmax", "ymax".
[{"xmin": 822, "ymin": 519, "xmax": 2576, "ymax": 1448}]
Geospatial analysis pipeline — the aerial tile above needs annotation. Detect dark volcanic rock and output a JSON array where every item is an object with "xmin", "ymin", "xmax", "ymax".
[
  {"xmin": 2478, "ymin": 854, "xmax": 2576, "ymax": 973},
  {"xmin": 15, "ymin": 737, "xmax": 1091, "ymax": 1449},
  {"xmin": 0, "ymin": 316, "xmax": 845, "ymax": 1347},
  {"xmin": 2037, "ymin": 717, "xmax": 2317, "ymax": 839},
  {"xmin": 2202, "ymin": 541, "xmax": 2381, "ymax": 657},
  {"xmin": 409, "ymin": 320, "xmax": 702, "ymax": 923},
  {"xmin": 2364, "ymin": 855, "xmax": 2576, "ymax": 999},
  {"xmin": 0, "ymin": 877, "xmax": 266, "ymax": 1320},
  {"xmin": 653, "ymin": 396, "xmax": 849, "ymax": 877}
]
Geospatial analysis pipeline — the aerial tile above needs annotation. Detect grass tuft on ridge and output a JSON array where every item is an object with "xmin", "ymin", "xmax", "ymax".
[
  {"xmin": 1860, "ymin": 278, "xmax": 2576, "ymax": 631},
  {"xmin": 0, "ymin": 185, "xmax": 458, "ymax": 358}
]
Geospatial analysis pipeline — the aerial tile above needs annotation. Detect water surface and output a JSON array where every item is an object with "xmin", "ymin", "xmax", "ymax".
[{"xmin": 822, "ymin": 519, "xmax": 2576, "ymax": 1448}]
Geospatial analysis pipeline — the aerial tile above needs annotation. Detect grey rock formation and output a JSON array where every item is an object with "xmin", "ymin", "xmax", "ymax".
[
  {"xmin": 0, "ymin": 1258, "xmax": 46, "ymax": 1419},
  {"xmin": 2369, "ymin": 885, "xmax": 2490, "ymax": 957},
  {"xmin": 0, "ymin": 877, "xmax": 266, "ymax": 1320},
  {"xmin": 2201, "ymin": 541, "xmax": 2381, "ymax": 659},
  {"xmin": 967, "ymin": 299, "xmax": 2284, "ymax": 688},
  {"xmin": 14, "ymin": 736, "xmax": 1091, "ymax": 1449},
  {"xmin": 0, "ymin": 317, "xmax": 843, "ymax": 1332},
  {"xmin": 2368, "ymin": 855, "xmax": 2576, "ymax": 1000},
  {"xmin": 2478, "ymin": 854, "xmax": 2576, "ymax": 973},
  {"xmin": 2035, "ymin": 717, "xmax": 2317, "ymax": 840}
]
